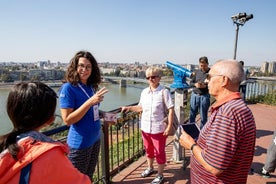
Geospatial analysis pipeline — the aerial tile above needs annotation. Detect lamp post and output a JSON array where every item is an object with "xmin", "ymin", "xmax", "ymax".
[{"xmin": 231, "ymin": 12, "xmax": 253, "ymax": 60}]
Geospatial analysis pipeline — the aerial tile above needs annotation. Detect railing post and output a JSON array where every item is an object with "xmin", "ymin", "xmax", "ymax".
[
  {"xmin": 101, "ymin": 120, "xmax": 110, "ymax": 184},
  {"xmin": 172, "ymin": 89, "xmax": 187, "ymax": 162}
]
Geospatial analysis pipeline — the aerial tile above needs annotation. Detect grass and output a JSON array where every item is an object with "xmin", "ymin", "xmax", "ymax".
[
  {"xmin": 92, "ymin": 127, "xmax": 143, "ymax": 183},
  {"xmin": 247, "ymin": 92, "xmax": 276, "ymax": 106}
]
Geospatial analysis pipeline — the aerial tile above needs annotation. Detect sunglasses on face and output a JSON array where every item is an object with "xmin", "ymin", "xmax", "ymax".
[
  {"xmin": 146, "ymin": 76, "xmax": 158, "ymax": 80},
  {"xmin": 206, "ymin": 74, "xmax": 223, "ymax": 80}
]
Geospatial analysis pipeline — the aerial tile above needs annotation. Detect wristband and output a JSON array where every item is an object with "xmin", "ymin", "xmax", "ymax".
[{"xmin": 191, "ymin": 143, "xmax": 197, "ymax": 151}]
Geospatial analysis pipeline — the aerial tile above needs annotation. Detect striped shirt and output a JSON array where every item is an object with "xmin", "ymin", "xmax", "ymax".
[{"xmin": 191, "ymin": 92, "xmax": 256, "ymax": 184}]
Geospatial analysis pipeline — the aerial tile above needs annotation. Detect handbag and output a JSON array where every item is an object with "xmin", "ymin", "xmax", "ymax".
[{"xmin": 162, "ymin": 89, "xmax": 179, "ymax": 136}]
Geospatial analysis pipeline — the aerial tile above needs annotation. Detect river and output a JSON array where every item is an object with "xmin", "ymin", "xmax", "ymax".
[{"xmin": 0, "ymin": 83, "xmax": 145, "ymax": 135}]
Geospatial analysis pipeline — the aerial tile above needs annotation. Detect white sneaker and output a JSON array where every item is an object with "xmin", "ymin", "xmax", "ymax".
[
  {"xmin": 141, "ymin": 168, "xmax": 154, "ymax": 178},
  {"xmin": 151, "ymin": 174, "xmax": 164, "ymax": 184}
]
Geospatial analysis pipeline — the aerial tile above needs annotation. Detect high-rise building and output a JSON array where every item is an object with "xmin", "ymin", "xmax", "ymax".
[
  {"xmin": 260, "ymin": 62, "xmax": 269, "ymax": 73},
  {"xmin": 268, "ymin": 61, "xmax": 276, "ymax": 74}
]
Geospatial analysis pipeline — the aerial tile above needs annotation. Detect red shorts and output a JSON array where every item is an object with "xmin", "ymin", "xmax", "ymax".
[{"xmin": 142, "ymin": 131, "xmax": 167, "ymax": 164}]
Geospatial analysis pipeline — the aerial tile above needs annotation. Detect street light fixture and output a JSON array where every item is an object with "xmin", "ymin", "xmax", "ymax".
[{"xmin": 231, "ymin": 12, "xmax": 253, "ymax": 59}]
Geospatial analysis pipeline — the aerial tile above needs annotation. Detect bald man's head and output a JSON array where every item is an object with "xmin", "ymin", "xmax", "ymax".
[{"xmin": 211, "ymin": 59, "xmax": 244, "ymax": 86}]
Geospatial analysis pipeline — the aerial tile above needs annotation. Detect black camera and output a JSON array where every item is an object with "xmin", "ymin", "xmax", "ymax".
[{"xmin": 231, "ymin": 12, "xmax": 253, "ymax": 24}]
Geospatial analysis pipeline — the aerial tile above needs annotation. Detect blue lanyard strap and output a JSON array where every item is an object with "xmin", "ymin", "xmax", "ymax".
[
  {"xmin": 19, "ymin": 162, "xmax": 32, "ymax": 184},
  {"xmin": 78, "ymin": 83, "xmax": 94, "ymax": 99}
]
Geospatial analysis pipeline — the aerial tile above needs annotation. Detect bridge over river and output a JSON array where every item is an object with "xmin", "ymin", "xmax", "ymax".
[{"xmin": 103, "ymin": 76, "xmax": 172, "ymax": 89}]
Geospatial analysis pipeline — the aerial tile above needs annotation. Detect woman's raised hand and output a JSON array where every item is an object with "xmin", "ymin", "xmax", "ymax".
[{"xmin": 89, "ymin": 87, "xmax": 109, "ymax": 105}]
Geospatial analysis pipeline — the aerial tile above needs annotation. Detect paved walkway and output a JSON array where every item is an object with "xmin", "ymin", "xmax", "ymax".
[{"xmin": 112, "ymin": 103, "xmax": 276, "ymax": 184}]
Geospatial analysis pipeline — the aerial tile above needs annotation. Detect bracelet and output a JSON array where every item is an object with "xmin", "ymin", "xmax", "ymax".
[{"xmin": 191, "ymin": 143, "xmax": 197, "ymax": 151}]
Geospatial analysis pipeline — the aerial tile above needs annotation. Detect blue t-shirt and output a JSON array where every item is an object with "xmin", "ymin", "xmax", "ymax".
[{"xmin": 59, "ymin": 82, "xmax": 101, "ymax": 149}]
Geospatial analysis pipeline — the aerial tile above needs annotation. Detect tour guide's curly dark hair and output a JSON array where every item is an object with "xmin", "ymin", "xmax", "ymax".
[
  {"xmin": 0, "ymin": 82, "xmax": 57, "ymax": 160},
  {"xmin": 64, "ymin": 50, "xmax": 101, "ymax": 91}
]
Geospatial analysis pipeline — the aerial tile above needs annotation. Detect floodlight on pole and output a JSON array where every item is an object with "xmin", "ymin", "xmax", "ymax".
[{"xmin": 231, "ymin": 12, "xmax": 253, "ymax": 60}]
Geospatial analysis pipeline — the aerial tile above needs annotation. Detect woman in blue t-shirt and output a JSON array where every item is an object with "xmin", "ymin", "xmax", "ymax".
[{"xmin": 59, "ymin": 50, "xmax": 108, "ymax": 181}]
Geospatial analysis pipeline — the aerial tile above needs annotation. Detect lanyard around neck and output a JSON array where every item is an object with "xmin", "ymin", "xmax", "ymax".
[{"xmin": 78, "ymin": 83, "xmax": 94, "ymax": 99}]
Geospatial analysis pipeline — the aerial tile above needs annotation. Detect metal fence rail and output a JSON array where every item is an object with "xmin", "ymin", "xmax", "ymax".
[
  {"xmin": 246, "ymin": 78, "xmax": 276, "ymax": 99},
  {"xmin": 42, "ymin": 105, "xmax": 144, "ymax": 184}
]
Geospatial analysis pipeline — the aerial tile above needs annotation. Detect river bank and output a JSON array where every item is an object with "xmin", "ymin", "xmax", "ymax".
[{"xmin": 0, "ymin": 83, "xmax": 15, "ymax": 89}]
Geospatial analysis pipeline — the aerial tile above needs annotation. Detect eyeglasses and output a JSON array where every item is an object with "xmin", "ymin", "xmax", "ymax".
[
  {"xmin": 78, "ymin": 64, "xmax": 92, "ymax": 70},
  {"xmin": 206, "ymin": 74, "xmax": 224, "ymax": 80},
  {"xmin": 146, "ymin": 76, "xmax": 159, "ymax": 80}
]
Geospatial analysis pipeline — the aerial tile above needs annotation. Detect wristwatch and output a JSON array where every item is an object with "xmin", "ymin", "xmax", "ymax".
[{"xmin": 191, "ymin": 143, "xmax": 197, "ymax": 151}]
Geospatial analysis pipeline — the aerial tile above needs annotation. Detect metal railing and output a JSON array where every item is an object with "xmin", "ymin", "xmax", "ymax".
[
  {"xmin": 101, "ymin": 107, "xmax": 145, "ymax": 183},
  {"xmin": 246, "ymin": 77, "xmax": 276, "ymax": 99},
  {"xmin": 43, "ymin": 104, "xmax": 144, "ymax": 184}
]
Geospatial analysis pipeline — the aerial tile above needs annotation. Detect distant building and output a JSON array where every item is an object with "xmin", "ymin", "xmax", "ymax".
[
  {"xmin": 120, "ymin": 70, "xmax": 129, "ymax": 76},
  {"xmin": 129, "ymin": 71, "xmax": 136, "ymax": 78},
  {"xmin": 260, "ymin": 62, "xmax": 269, "ymax": 73},
  {"xmin": 261, "ymin": 61, "xmax": 276, "ymax": 74},
  {"xmin": 37, "ymin": 60, "xmax": 51, "ymax": 69},
  {"xmin": 100, "ymin": 67, "xmax": 114, "ymax": 75},
  {"xmin": 137, "ymin": 70, "xmax": 146, "ymax": 78},
  {"xmin": 268, "ymin": 61, "xmax": 276, "ymax": 74},
  {"xmin": 29, "ymin": 69, "xmax": 65, "ymax": 80},
  {"xmin": 185, "ymin": 64, "xmax": 194, "ymax": 72}
]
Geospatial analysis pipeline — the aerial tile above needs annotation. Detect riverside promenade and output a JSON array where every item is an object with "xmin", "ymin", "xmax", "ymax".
[{"xmin": 112, "ymin": 103, "xmax": 276, "ymax": 184}]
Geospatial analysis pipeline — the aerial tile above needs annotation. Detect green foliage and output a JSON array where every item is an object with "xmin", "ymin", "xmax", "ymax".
[
  {"xmin": 247, "ymin": 92, "xmax": 276, "ymax": 105},
  {"xmin": 92, "ymin": 124, "xmax": 143, "ymax": 183},
  {"xmin": 1, "ymin": 73, "xmax": 14, "ymax": 82},
  {"xmin": 109, "ymin": 129, "xmax": 143, "ymax": 166},
  {"xmin": 162, "ymin": 68, "xmax": 173, "ymax": 77},
  {"xmin": 114, "ymin": 68, "xmax": 121, "ymax": 76}
]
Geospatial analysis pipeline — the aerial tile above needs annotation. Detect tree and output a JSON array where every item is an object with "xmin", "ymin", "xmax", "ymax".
[
  {"xmin": 20, "ymin": 73, "xmax": 28, "ymax": 81},
  {"xmin": 1, "ymin": 73, "xmax": 14, "ymax": 82},
  {"xmin": 114, "ymin": 68, "xmax": 121, "ymax": 77}
]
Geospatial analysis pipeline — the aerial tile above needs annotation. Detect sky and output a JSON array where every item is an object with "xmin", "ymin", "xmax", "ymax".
[{"xmin": 0, "ymin": 0, "xmax": 275, "ymax": 66}]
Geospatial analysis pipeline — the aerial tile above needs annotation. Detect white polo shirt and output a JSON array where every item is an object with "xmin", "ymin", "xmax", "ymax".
[{"xmin": 138, "ymin": 85, "xmax": 174, "ymax": 134}]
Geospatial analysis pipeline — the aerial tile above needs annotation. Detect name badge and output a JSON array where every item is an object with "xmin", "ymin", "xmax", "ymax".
[{"xmin": 93, "ymin": 105, "xmax": 99, "ymax": 121}]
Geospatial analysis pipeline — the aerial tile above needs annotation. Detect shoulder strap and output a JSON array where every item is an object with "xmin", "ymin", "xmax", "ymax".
[
  {"xmin": 162, "ymin": 89, "xmax": 168, "ymax": 112},
  {"xmin": 19, "ymin": 162, "xmax": 32, "ymax": 184}
]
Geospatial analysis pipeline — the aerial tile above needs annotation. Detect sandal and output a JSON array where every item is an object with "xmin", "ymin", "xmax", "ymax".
[
  {"xmin": 151, "ymin": 174, "xmax": 164, "ymax": 184},
  {"xmin": 141, "ymin": 167, "xmax": 154, "ymax": 177}
]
